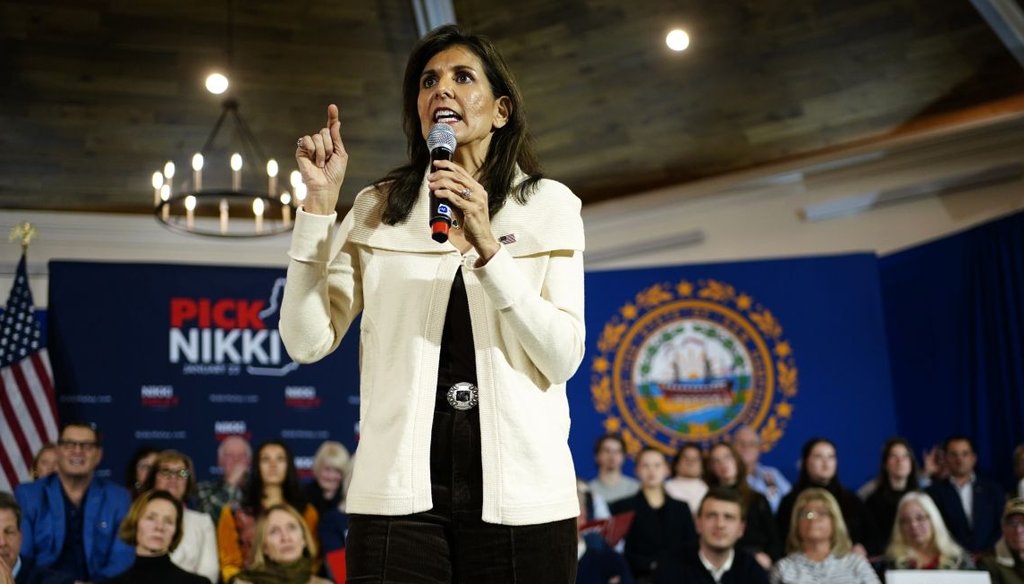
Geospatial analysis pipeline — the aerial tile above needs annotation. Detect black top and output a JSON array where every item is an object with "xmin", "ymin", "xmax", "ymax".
[
  {"xmin": 654, "ymin": 546, "xmax": 770, "ymax": 584},
  {"xmin": 99, "ymin": 554, "xmax": 208, "ymax": 584},
  {"xmin": 611, "ymin": 491, "xmax": 698, "ymax": 580},
  {"xmin": 865, "ymin": 484, "xmax": 915, "ymax": 550},
  {"xmin": 437, "ymin": 267, "xmax": 477, "ymax": 387},
  {"xmin": 302, "ymin": 480, "xmax": 342, "ymax": 516},
  {"xmin": 736, "ymin": 489, "xmax": 783, "ymax": 560},
  {"xmin": 578, "ymin": 532, "xmax": 636, "ymax": 584}
]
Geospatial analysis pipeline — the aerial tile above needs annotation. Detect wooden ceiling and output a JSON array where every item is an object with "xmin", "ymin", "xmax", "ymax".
[{"xmin": 1, "ymin": 0, "xmax": 1022, "ymax": 214}]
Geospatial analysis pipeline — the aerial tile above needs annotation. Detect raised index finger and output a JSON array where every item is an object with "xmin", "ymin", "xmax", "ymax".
[{"xmin": 326, "ymin": 104, "xmax": 339, "ymax": 129}]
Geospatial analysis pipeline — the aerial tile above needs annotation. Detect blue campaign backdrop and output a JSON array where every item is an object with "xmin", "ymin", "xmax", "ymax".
[
  {"xmin": 47, "ymin": 261, "xmax": 361, "ymax": 482},
  {"xmin": 568, "ymin": 253, "xmax": 897, "ymax": 487},
  {"xmin": 43, "ymin": 209, "xmax": 1023, "ymax": 492}
]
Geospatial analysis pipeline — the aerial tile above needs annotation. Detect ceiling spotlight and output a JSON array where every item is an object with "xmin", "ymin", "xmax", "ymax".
[
  {"xmin": 205, "ymin": 73, "xmax": 229, "ymax": 95},
  {"xmin": 666, "ymin": 29, "xmax": 690, "ymax": 52}
]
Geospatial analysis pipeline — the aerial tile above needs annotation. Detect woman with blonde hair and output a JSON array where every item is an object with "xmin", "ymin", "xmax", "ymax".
[
  {"xmin": 883, "ymin": 491, "xmax": 973, "ymax": 570},
  {"xmin": 770, "ymin": 488, "xmax": 880, "ymax": 584},
  {"xmin": 231, "ymin": 504, "xmax": 330, "ymax": 584}
]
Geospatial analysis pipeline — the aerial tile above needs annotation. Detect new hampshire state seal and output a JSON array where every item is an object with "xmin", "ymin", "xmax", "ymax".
[{"xmin": 591, "ymin": 279, "xmax": 798, "ymax": 455}]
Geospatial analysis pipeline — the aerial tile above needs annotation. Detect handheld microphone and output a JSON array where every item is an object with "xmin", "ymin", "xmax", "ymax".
[{"xmin": 427, "ymin": 123, "xmax": 457, "ymax": 243}]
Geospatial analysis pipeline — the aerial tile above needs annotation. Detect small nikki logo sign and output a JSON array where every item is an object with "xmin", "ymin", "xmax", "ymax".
[
  {"xmin": 284, "ymin": 386, "xmax": 321, "ymax": 409},
  {"xmin": 140, "ymin": 385, "xmax": 178, "ymax": 408},
  {"xmin": 213, "ymin": 420, "xmax": 251, "ymax": 442},
  {"xmin": 294, "ymin": 455, "xmax": 314, "ymax": 479}
]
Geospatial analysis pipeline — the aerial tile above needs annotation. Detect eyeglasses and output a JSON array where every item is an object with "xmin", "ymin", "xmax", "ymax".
[
  {"xmin": 156, "ymin": 468, "xmax": 191, "ymax": 480},
  {"xmin": 1005, "ymin": 517, "xmax": 1024, "ymax": 530},
  {"xmin": 800, "ymin": 510, "xmax": 830, "ymax": 521},
  {"xmin": 58, "ymin": 440, "xmax": 98, "ymax": 451}
]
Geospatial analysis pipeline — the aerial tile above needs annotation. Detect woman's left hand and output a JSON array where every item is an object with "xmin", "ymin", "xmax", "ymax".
[{"xmin": 428, "ymin": 159, "xmax": 501, "ymax": 262}]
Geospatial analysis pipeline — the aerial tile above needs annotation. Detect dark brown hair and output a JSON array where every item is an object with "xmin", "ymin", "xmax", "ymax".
[{"xmin": 377, "ymin": 25, "xmax": 542, "ymax": 225}]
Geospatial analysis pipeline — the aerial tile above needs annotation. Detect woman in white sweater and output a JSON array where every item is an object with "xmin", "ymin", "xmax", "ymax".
[
  {"xmin": 771, "ymin": 488, "xmax": 880, "ymax": 584},
  {"xmin": 282, "ymin": 24, "xmax": 585, "ymax": 583},
  {"xmin": 140, "ymin": 450, "xmax": 219, "ymax": 583}
]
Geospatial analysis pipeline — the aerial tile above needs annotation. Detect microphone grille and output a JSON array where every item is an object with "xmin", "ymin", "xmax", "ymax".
[{"xmin": 427, "ymin": 123, "xmax": 457, "ymax": 153}]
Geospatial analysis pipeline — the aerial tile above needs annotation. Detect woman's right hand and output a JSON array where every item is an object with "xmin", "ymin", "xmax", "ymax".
[{"xmin": 295, "ymin": 104, "xmax": 348, "ymax": 215}]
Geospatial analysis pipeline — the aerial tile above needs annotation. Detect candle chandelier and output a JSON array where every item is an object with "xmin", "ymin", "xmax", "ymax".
[
  {"xmin": 150, "ymin": 0, "xmax": 303, "ymax": 238},
  {"xmin": 151, "ymin": 98, "xmax": 304, "ymax": 238}
]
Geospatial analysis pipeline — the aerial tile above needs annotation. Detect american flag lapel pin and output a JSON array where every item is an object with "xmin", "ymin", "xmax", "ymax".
[{"xmin": 498, "ymin": 233, "xmax": 517, "ymax": 245}]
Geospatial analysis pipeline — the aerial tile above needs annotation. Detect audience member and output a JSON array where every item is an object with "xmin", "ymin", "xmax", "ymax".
[
  {"xmin": 196, "ymin": 435, "xmax": 252, "ymax": 523},
  {"xmin": 0, "ymin": 492, "xmax": 72, "ymax": 584},
  {"xmin": 304, "ymin": 441, "xmax": 350, "ymax": 582},
  {"xmin": 100, "ymin": 489, "xmax": 207, "ymax": 583},
  {"xmin": 881, "ymin": 491, "xmax": 972, "ymax": 571},
  {"xmin": 980, "ymin": 498, "xmax": 1024, "ymax": 584},
  {"xmin": 776, "ymin": 438, "xmax": 879, "ymax": 556},
  {"xmin": 231, "ymin": 504, "xmax": 330, "ymax": 584},
  {"xmin": 705, "ymin": 442, "xmax": 781, "ymax": 567},
  {"xmin": 865, "ymin": 437, "xmax": 921, "ymax": 550},
  {"xmin": 591, "ymin": 435, "xmax": 641, "ymax": 506},
  {"xmin": 576, "ymin": 481, "xmax": 634, "ymax": 584},
  {"xmin": 30, "ymin": 445, "xmax": 58, "ymax": 482},
  {"xmin": 654, "ymin": 487, "xmax": 770, "ymax": 584},
  {"xmin": 770, "ymin": 488, "xmax": 880, "ymax": 584},
  {"xmin": 217, "ymin": 441, "xmax": 318, "ymax": 583},
  {"xmin": 303, "ymin": 441, "xmax": 349, "ymax": 516},
  {"xmin": 15, "ymin": 423, "xmax": 134, "ymax": 581},
  {"xmin": 138, "ymin": 451, "xmax": 218, "ymax": 583},
  {"xmin": 926, "ymin": 435, "xmax": 1004, "ymax": 553},
  {"xmin": 664, "ymin": 444, "xmax": 707, "ymax": 519},
  {"xmin": 125, "ymin": 446, "xmax": 159, "ymax": 501},
  {"xmin": 611, "ymin": 447, "xmax": 697, "ymax": 583},
  {"xmin": 734, "ymin": 426, "xmax": 791, "ymax": 514}
]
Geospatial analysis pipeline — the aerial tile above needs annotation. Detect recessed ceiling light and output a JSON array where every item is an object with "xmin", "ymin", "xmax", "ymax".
[
  {"xmin": 205, "ymin": 73, "xmax": 229, "ymax": 95},
  {"xmin": 666, "ymin": 29, "xmax": 690, "ymax": 52}
]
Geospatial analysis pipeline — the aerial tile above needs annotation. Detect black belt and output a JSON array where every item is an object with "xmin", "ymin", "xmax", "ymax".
[{"xmin": 436, "ymin": 382, "xmax": 478, "ymax": 411}]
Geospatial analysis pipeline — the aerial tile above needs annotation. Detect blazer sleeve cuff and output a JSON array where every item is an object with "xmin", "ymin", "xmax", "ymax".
[{"xmin": 289, "ymin": 208, "xmax": 338, "ymax": 262}]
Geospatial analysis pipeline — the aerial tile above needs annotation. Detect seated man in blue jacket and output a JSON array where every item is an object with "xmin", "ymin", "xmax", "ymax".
[
  {"xmin": 14, "ymin": 423, "xmax": 133, "ymax": 582},
  {"xmin": 926, "ymin": 435, "xmax": 1005, "ymax": 553}
]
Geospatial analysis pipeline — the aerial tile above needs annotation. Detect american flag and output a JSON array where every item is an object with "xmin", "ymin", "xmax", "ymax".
[{"xmin": 0, "ymin": 253, "xmax": 58, "ymax": 492}]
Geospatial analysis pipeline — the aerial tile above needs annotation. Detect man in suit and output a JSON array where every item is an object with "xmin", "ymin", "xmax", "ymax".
[
  {"xmin": 0, "ymin": 492, "xmax": 72, "ymax": 584},
  {"xmin": 14, "ymin": 423, "xmax": 133, "ymax": 582},
  {"xmin": 654, "ymin": 487, "xmax": 769, "ymax": 584},
  {"xmin": 926, "ymin": 435, "xmax": 1005, "ymax": 553}
]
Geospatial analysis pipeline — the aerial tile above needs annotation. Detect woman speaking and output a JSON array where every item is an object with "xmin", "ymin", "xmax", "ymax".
[{"xmin": 281, "ymin": 25, "xmax": 586, "ymax": 583}]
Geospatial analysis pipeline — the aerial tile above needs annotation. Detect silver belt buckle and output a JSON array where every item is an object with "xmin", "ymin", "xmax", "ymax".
[{"xmin": 446, "ymin": 382, "xmax": 478, "ymax": 411}]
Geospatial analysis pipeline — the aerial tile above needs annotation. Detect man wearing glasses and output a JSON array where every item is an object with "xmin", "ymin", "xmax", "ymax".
[
  {"xmin": 982, "ymin": 498, "xmax": 1024, "ymax": 583},
  {"xmin": 14, "ymin": 423, "xmax": 133, "ymax": 582}
]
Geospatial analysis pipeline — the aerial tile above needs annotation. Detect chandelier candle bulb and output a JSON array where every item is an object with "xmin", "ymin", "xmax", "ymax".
[
  {"xmin": 253, "ymin": 197, "xmax": 264, "ymax": 233},
  {"xmin": 192, "ymin": 153, "xmax": 204, "ymax": 191},
  {"xmin": 151, "ymin": 171, "xmax": 164, "ymax": 206},
  {"xmin": 280, "ymin": 192, "xmax": 292, "ymax": 227},
  {"xmin": 160, "ymin": 185, "xmax": 171, "ymax": 220},
  {"xmin": 219, "ymin": 198, "xmax": 229, "ymax": 235},
  {"xmin": 185, "ymin": 195, "xmax": 196, "ymax": 229},
  {"xmin": 267, "ymin": 159, "xmax": 278, "ymax": 196},
  {"xmin": 295, "ymin": 183, "xmax": 307, "ymax": 205},
  {"xmin": 163, "ymin": 161, "xmax": 175, "ymax": 194},
  {"xmin": 231, "ymin": 153, "xmax": 243, "ymax": 190},
  {"xmin": 289, "ymin": 170, "xmax": 302, "ymax": 190}
]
